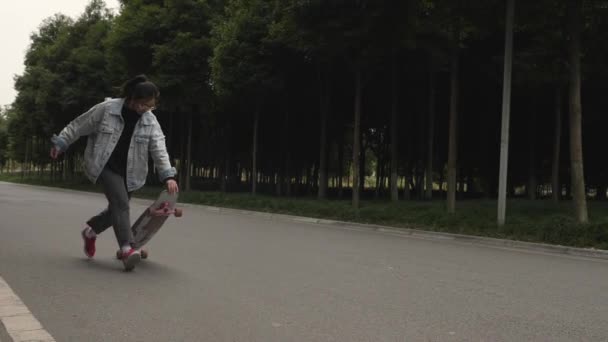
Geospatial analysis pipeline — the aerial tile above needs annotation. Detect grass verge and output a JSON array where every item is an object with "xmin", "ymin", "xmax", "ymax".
[{"xmin": 2, "ymin": 173, "xmax": 607, "ymax": 250}]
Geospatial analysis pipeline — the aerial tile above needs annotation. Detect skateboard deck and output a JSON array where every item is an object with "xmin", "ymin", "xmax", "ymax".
[{"xmin": 116, "ymin": 190, "xmax": 182, "ymax": 260}]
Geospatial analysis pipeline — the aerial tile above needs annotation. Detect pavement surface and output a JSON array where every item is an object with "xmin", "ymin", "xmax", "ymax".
[{"xmin": 1, "ymin": 181, "xmax": 607, "ymax": 342}]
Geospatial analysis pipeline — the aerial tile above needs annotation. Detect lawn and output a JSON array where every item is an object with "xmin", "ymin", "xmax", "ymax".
[{"xmin": 2, "ymin": 173, "xmax": 607, "ymax": 250}]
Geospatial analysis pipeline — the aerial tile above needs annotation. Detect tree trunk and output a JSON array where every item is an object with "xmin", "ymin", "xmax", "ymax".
[
  {"xmin": 403, "ymin": 171, "xmax": 411, "ymax": 200},
  {"xmin": 168, "ymin": 108, "xmax": 176, "ymax": 168},
  {"xmin": 167, "ymin": 109, "xmax": 173, "ymax": 155},
  {"xmin": 390, "ymin": 51, "xmax": 399, "ymax": 202},
  {"xmin": 37, "ymin": 137, "xmax": 43, "ymax": 178},
  {"xmin": 185, "ymin": 110, "xmax": 193, "ymax": 191},
  {"xmin": 446, "ymin": 47, "xmax": 460, "ymax": 214},
  {"xmin": 285, "ymin": 151, "xmax": 291, "ymax": 197},
  {"xmin": 381, "ymin": 160, "xmax": 388, "ymax": 196},
  {"xmin": 528, "ymin": 109, "xmax": 537, "ymax": 200},
  {"xmin": 359, "ymin": 136, "xmax": 366, "ymax": 195},
  {"xmin": 22, "ymin": 137, "xmax": 29, "ymax": 180},
  {"xmin": 221, "ymin": 124, "xmax": 231, "ymax": 193},
  {"xmin": 252, "ymin": 107, "xmax": 260, "ymax": 195},
  {"xmin": 305, "ymin": 164, "xmax": 313, "ymax": 195},
  {"xmin": 426, "ymin": 57, "xmax": 436, "ymax": 200},
  {"xmin": 497, "ymin": 0, "xmax": 515, "ymax": 225},
  {"xmin": 552, "ymin": 85, "xmax": 562, "ymax": 203},
  {"xmin": 568, "ymin": 0, "xmax": 588, "ymax": 223},
  {"xmin": 310, "ymin": 163, "xmax": 318, "ymax": 196},
  {"xmin": 352, "ymin": 69, "xmax": 362, "ymax": 209},
  {"xmin": 337, "ymin": 131, "xmax": 344, "ymax": 198},
  {"xmin": 375, "ymin": 155, "xmax": 382, "ymax": 199},
  {"xmin": 62, "ymin": 150, "xmax": 68, "ymax": 181},
  {"xmin": 277, "ymin": 110, "xmax": 289, "ymax": 196},
  {"xmin": 318, "ymin": 66, "xmax": 329, "ymax": 199},
  {"xmin": 178, "ymin": 109, "xmax": 186, "ymax": 186},
  {"xmin": 69, "ymin": 153, "xmax": 75, "ymax": 180},
  {"xmin": 50, "ymin": 159, "xmax": 55, "ymax": 181},
  {"xmin": 417, "ymin": 162, "xmax": 425, "ymax": 199}
]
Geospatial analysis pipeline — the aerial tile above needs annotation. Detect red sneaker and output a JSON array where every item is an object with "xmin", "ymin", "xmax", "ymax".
[
  {"xmin": 81, "ymin": 228, "xmax": 96, "ymax": 258},
  {"xmin": 120, "ymin": 248, "xmax": 141, "ymax": 271}
]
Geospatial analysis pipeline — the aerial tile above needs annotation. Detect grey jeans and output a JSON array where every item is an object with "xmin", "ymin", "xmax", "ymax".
[{"xmin": 86, "ymin": 167, "xmax": 133, "ymax": 248}]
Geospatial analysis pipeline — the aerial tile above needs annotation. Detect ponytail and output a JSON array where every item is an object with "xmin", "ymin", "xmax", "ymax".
[{"xmin": 119, "ymin": 75, "xmax": 159, "ymax": 100}]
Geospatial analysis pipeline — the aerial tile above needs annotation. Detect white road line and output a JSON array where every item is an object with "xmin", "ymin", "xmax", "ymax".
[{"xmin": 0, "ymin": 276, "xmax": 55, "ymax": 342}]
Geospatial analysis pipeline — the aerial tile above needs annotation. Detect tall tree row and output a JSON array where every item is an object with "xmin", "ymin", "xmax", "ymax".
[{"xmin": 2, "ymin": 0, "xmax": 607, "ymax": 224}]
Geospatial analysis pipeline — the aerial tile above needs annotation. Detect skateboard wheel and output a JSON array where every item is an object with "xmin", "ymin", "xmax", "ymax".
[
  {"xmin": 174, "ymin": 208, "xmax": 183, "ymax": 217},
  {"xmin": 141, "ymin": 249, "xmax": 148, "ymax": 259}
]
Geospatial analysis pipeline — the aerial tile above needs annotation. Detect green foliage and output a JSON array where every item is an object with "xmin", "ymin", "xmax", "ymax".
[
  {"xmin": 152, "ymin": 0, "xmax": 213, "ymax": 103},
  {"xmin": 10, "ymin": 0, "xmax": 114, "ymax": 148},
  {"xmin": 105, "ymin": 0, "xmax": 164, "ymax": 80},
  {"xmin": 2, "ymin": 0, "xmax": 608, "ymax": 244},
  {"xmin": 210, "ymin": 0, "xmax": 280, "ymax": 99},
  {"xmin": 106, "ymin": 0, "xmax": 214, "ymax": 108}
]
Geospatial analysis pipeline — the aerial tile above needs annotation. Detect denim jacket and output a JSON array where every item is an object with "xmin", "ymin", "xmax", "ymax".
[{"xmin": 51, "ymin": 98, "xmax": 176, "ymax": 192}]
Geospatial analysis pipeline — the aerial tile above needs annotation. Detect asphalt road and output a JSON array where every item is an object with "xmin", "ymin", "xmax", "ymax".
[{"xmin": 1, "ymin": 181, "xmax": 607, "ymax": 342}]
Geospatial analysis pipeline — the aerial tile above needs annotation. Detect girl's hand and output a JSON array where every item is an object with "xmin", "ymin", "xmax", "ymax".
[
  {"xmin": 50, "ymin": 146, "xmax": 62, "ymax": 160},
  {"xmin": 166, "ymin": 179, "xmax": 179, "ymax": 194}
]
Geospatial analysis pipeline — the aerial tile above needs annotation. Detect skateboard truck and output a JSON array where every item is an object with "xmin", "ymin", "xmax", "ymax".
[{"xmin": 149, "ymin": 201, "xmax": 183, "ymax": 217}]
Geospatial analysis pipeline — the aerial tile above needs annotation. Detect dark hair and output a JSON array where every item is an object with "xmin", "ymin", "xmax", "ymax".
[{"xmin": 119, "ymin": 75, "xmax": 160, "ymax": 100}]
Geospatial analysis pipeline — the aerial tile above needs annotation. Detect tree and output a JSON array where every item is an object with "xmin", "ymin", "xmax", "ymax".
[
  {"xmin": 210, "ymin": 0, "xmax": 283, "ymax": 195},
  {"xmin": 10, "ymin": 13, "xmax": 74, "ymax": 177},
  {"xmin": 497, "ymin": 0, "xmax": 515, "ymax": 225},
  {"xmin": 421, "ymin": 0, "xmax": 494, "ymax": 212},
  {"xmin": 0, "ymin": 108, "xmax": 8, "ymax": 171},
  {"xmin": 567, "ymin": 0, "xmax": 588, "ymax": 223},
  {"xmin": 152, "ymin": 0, "xmax": 213, "ymax": 191}
]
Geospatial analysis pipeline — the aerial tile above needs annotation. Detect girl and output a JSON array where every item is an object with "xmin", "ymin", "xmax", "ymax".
[{"xmin": 50, "ymin": 75, "xmax": 178, "ymax": 270}]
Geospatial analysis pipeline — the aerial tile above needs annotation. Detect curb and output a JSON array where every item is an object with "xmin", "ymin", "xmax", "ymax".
[
  {"xmin": 184, "ymin": 203, "xmax": 608, "ymax": 261},
  {"xmin": 0, "ymin": 276, "xmax": 55, "ymax": 342},
  {"xmin": 3, "ymin": 181, "xmax": 608, "ymax": 261}
]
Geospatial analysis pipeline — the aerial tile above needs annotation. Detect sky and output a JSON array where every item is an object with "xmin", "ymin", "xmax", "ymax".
[{"xmin": 0, "ymin": 0, "xmax": 120, "ymax": 108}]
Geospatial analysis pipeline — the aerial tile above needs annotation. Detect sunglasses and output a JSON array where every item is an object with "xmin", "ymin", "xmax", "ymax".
[{"xmin": 133, "ymin": 101, "xmax": 156, "ymax": 111}]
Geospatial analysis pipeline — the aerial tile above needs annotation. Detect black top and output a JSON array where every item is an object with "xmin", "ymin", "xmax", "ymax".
[{"xmin": 106, "ymin": 105, "xmax": 140, "ymax": 177}]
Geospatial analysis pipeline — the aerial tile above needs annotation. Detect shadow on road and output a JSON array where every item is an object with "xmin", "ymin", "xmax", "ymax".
[{"xmin": 68, "ymin": 256, "xmax": 181, "ymax": 277}]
